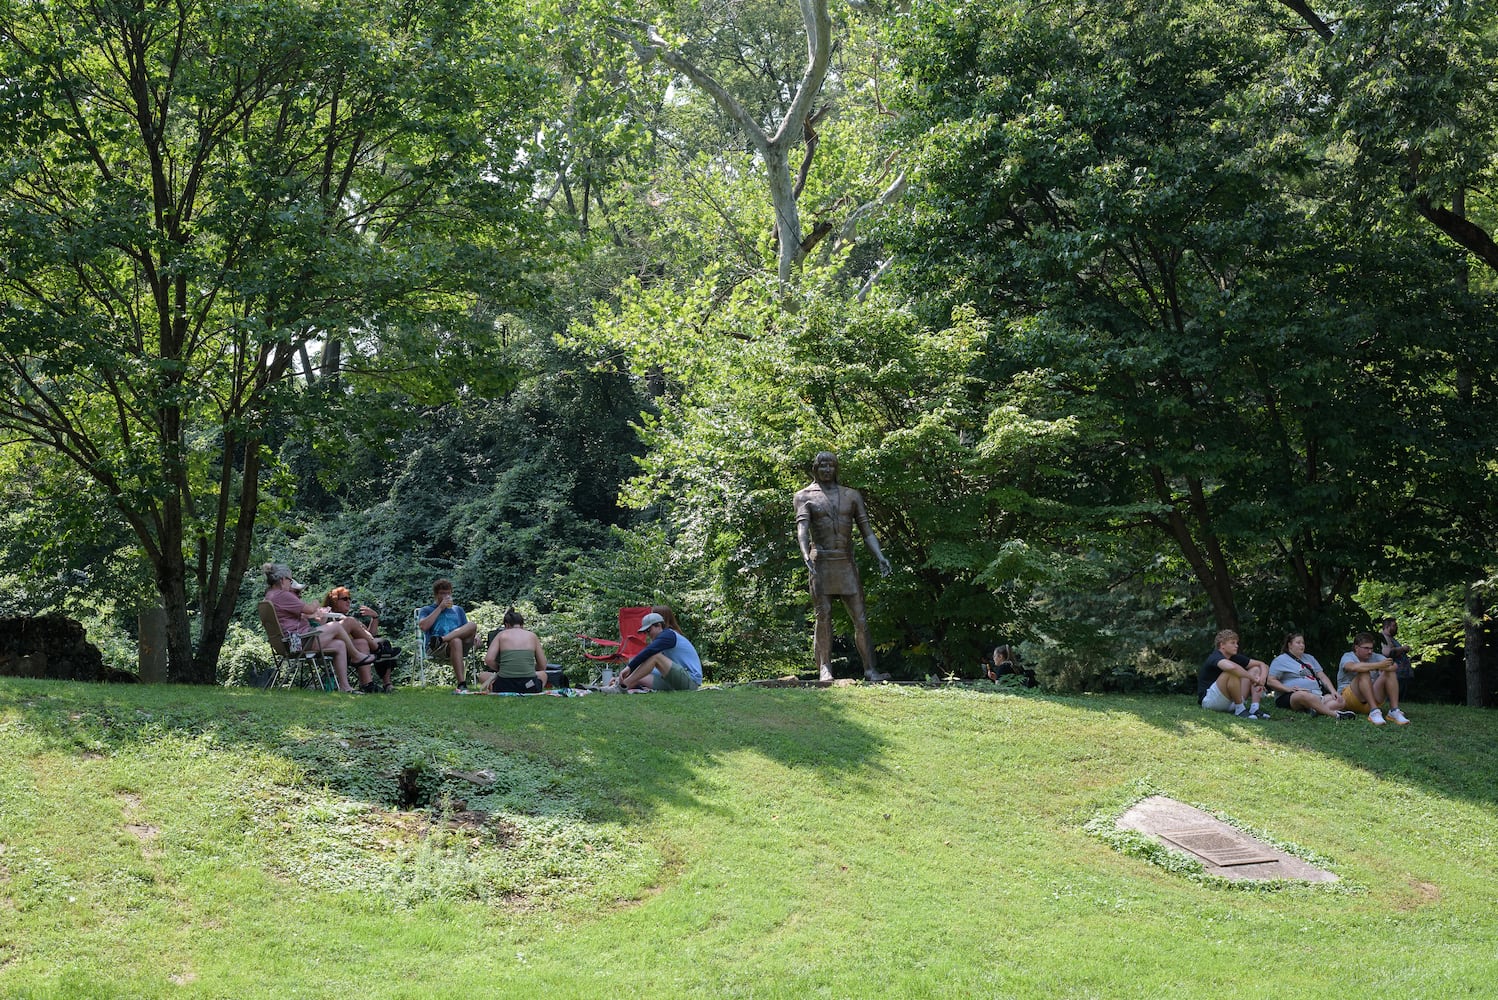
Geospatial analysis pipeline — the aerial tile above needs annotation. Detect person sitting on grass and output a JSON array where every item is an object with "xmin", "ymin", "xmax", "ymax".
[
  {"xmin": 262, "ymin": 562, "xmax": 376, "ymax": 693},
  {"xmin": 985, "ymin": 644, "xmax": 1036, "ymax": 686},
  {"xmin": 616, "ymin": 611, "xmax": 702, "ymax": 692},
  {"xmin": 1337, "ymin": 632, "xmax": 1410, "ymax": 726},
  {"xmin": 417, "ymin": 578, "xmax": 480, "ymax": 694},
  {"xmin": 1198, "ymin": 628, "xmax": 1270, "ymax": 719},
  {"xmin": 1267, "ymin": 633, "xmax": 1353, "ymax": 719},
  {"xmin": 477, "ymin": 607, "xmax": 550, "ymax": 695}
]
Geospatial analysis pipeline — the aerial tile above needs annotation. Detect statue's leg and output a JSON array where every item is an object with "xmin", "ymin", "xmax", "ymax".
[
  {"xmin": 813, "ymin": 591, "xmax": 834, "ymax": 681},
  {"xmin": 846, "ymin": 594, "xmax": 888, "ymax": 682}
]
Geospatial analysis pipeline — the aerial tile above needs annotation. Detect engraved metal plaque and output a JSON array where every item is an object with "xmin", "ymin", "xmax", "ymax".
[{"xmin": 1157, "ymin": 826, "xmax": 1279, "ymax": 867}]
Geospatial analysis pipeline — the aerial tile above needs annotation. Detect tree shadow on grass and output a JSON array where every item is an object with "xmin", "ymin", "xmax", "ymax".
[
  {"xmin": 0, "ymin": 679, "xmax": 888, "ymax": 824},
  {"xmin": 961, "ymin": 684, "xmax": 1498, "ymax": 811}
]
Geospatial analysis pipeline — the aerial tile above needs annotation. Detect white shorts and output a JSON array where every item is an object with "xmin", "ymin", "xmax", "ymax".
[{"xmin": 1201, "ymin": 679, "xmax": 1235, "ymax": 713}]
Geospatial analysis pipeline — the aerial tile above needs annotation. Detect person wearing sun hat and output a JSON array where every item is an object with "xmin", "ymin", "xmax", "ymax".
[
  {"xmin": 261, "ymin": 562, "xmax": 376, "ymax": 693},
  {"xmin": 616, "ymin": 611, "xmax": 702, "ymax": 692}
]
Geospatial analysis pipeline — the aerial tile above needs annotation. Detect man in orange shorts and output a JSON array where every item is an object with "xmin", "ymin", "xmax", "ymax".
[{"xmin": 1336, "ymin": 632, "xmax": 1410, "ymax": 726}]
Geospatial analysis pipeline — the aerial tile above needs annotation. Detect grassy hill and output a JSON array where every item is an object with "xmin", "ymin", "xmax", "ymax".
[{"xmin": 1, "ymin": 678, "xmax": 1494, "ymax": 998}]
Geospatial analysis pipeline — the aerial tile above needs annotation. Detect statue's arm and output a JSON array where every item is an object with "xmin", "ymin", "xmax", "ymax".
[
  {"xmin": 852, "ymin": 492, "xmax": 893, "ymax": 577},
  {"xmin": 794, "ymin": 492, "xmax": 814, "ymax": 564}
]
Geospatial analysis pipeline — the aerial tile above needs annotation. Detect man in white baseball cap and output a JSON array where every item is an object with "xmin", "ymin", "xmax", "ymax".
[{"xmin": 616, "ymin": 612, "xmax": 702, "ymax": 691}]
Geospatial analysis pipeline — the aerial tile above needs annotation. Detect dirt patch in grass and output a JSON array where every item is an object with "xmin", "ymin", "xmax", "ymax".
[{"xmin": 1395, "ymin": 879, "xmax": 1442, "ymax": 910}]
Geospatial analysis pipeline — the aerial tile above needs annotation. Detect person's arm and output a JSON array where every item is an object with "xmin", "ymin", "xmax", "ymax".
[
  {"xmin": 627, "ymin": 631, "xmax": 677, "ymax": 669},
  {"xmin": 795, "ymin": 496, "xmax": 814, "ymax": 563},
  {"xmin": 532, "ymin": 634, "xmax": 548, "ymax": 671},
  {"xmin": 1342, "ymin": 653, "xmax": 1391, "ymax": 675},
  {"xmin": 418, "ymin": 598, "xmax": 447, "ymax": 634},
  {"xmin": 484, "ymin": 632, "xmax": 501, "ymax": 669},
  {"xmin": 359, "ymin": 605, "xmax": 381, "ymax": 636},
  {"xmin": 1216, "ymin": 656, "xmax": 1254, "ymax": 680}
]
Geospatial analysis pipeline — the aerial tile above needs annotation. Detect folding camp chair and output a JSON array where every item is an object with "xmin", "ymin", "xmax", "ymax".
[
  {"xmin": 412, "ymin": 608, "xmax": 482, "ymax": 687},
  {"xmin": 577, "ymin": 606, "xmax": 653, "ymax": 682},
  {"xmin": 257, "ymin": 600, "xmax": 335, "ymax": 691}
]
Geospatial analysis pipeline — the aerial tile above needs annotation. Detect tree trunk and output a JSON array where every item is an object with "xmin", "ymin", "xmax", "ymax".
[
  {"xmin": 153, "ymin": 548, "xmax": 200, "ymax": 684},
  {"xmin": 191, "ymin": 442, "xmax": 265, "ymax": 683},
  {"xmin": 1148, "ymin": 467, "xmax": 1238, "ymax": 629},
  {"xmin": 765, "ymin": 143, "xmax": 802, "ymax": 286}
]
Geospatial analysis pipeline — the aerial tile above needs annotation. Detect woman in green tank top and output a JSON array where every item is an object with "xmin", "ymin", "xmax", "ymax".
[{"xmin": 478, "ymin": 608, "xmax": 551, "ymax": 694}]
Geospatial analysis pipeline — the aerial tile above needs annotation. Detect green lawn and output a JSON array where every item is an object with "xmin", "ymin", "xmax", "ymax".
[{"xmin": 1, "ymin": 678, "xmax": 1494, "ymax": 998}]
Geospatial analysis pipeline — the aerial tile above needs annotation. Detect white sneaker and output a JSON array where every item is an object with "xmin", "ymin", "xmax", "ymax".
[
  {"xmin": 1388, "ymin": 708, "xmax": 1410, "ymax": 725},
  {"xmin": 1368, "ymin": 708, "xmax": 1386, "ymax": 726}
]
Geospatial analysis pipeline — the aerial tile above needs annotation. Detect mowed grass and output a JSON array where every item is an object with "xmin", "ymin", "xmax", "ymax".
[{"xmin": 1, "ymin": 677, "xmax": 1495, "ymax": 999}]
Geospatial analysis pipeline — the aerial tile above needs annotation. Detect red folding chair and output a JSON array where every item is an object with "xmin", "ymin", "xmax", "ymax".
[{"xmin": 577, "ymin": 606, "xmax": 653, "ymax": 668}]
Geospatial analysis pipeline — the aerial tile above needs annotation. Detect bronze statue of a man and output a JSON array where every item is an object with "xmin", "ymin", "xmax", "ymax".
[{"xmin": 794, "ymin": 451, "xmax": 893, "ymax": 682}]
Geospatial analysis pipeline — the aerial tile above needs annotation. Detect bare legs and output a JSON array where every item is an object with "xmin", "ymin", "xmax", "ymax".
[
  {"xmin": 306, "ymin": 622, "xmax": 363, "ymax": 692},
  {"xmin": 812, "ymin": 592, "xmax": 886, "ymax": 682},
  {"xmin": 1287, "ymin": 689, "xmax": 1346, "ymax": 717},
  {"xmin": 1349, "ymin": 666, "xmax": 1401, "ymax": 712},
  {"xmin": 1218, "ymin": 665, "xmax": 1266, "ymax": 708},
  {"xmin": 620, "ymin": 652, "xmax": 671, "ymax": 691},
  {"xmin": 437, "ymin": 621, "xmax": 478, "ymax": 686}
]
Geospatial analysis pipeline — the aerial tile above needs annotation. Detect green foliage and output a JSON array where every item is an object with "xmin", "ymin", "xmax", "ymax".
[
  {"xmin": 0, "ymin": 0, "xmax": 550, "ymax": 681},
  {"xmin": 253, "ymin": 328, "xmax": 648, "ymax": 647},
  {"xmin": 881, "ymin": 0, "xmax": 1498, "ymax": 658},
  {"xmin": 216, "ymin": 621, "xmax": 276, "ymax": 688},
  {"xmin": 574, "ymin": 262, "xmax": 1092, "ymax": 678}
]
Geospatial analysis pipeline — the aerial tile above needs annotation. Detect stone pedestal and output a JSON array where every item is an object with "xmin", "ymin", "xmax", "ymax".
[{"xmin": 138, "ymin": 606, "xmax": 168, "ymax": 683}]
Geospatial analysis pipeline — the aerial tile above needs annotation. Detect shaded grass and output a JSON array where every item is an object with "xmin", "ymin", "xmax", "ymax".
[{"xmin": 0, "ymin": 679, "xmax": 1495, "ymax": 998}]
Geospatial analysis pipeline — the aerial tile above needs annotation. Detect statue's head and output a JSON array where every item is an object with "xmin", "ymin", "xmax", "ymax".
[{"xmin": 812, "ymin": 451, "xmax": 839, "ymax": 484}]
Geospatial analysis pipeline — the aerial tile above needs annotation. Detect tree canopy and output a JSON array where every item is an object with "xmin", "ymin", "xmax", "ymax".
[{"xmin": 3, "ymin": 0, "xmax": 1494, "ymax": 699}]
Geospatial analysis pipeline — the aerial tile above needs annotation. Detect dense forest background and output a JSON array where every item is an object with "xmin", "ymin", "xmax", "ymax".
[{"xmin": 2, "ymin": 0, "xmax": 1495, "ymax": 700}]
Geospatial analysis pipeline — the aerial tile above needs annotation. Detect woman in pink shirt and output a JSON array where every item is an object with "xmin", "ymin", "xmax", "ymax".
[{"xmin": 262, "ymin": 562, "xmax": 377, "ymax": 693}]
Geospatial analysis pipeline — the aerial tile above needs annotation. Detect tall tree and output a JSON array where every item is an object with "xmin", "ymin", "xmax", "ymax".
[
  {"xmin": 882, "ymin": 0, "xmax": 1496, "ymax": 643},
  {"xmin": 597, "ymin": 0, "xmax": 904, "ymax": 289},
  {"xmin": 0, "ymin": 0, "xmax": 543, "ymax": 681},
  {"xmin": 1269, "ymin": 0, "xmax": 1498, "ymax": 703}
]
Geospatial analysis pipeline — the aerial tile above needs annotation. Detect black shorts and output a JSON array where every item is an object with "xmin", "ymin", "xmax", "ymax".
[
  {"xmin": 489, "ymin": 674, "xmax": 543, "ymax": 695},
  {"xmin": 1276, "ymin": 688, "xmax": 1324, "ymax": 709}
]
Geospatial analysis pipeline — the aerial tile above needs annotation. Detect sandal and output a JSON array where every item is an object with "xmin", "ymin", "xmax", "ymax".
[{"xmin": 352, "ymin": 654, "xmax": 377, "ymax": 668}]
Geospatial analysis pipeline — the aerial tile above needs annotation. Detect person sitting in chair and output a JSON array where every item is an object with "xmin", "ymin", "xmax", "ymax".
[
  {"xmin": 323, "ymin": 587, "xmax": 396, "ymax": 693},
  {"xmin": 418, "ymin": 578, "xmax": 480, "ymax": 693},
  {"xmin": 477, "ymin": 607, "xmax": 550, "ymax": 694},
  {"xmin": 262, "ymin": 562, "xmax": 376, "ymax": 693},
  {"xmin": 616, "ymin": 612, "xmax": 702, "ymax": 692}
]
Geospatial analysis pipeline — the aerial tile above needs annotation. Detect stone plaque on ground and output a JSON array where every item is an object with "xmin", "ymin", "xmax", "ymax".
[{"xmin": 1116, "ymin": 795, "xmax": 1337, "ymax": 883}]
